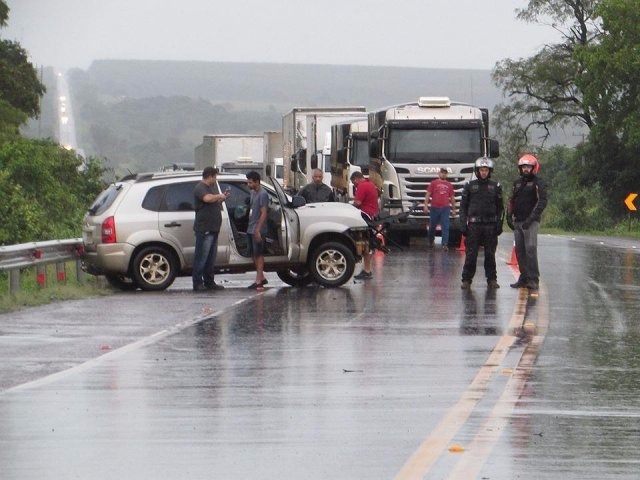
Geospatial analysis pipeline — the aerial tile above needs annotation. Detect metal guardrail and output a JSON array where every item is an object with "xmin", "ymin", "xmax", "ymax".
[{"xmin": 0, "ymin": 238, "xmax": 85, "ymax": 294}]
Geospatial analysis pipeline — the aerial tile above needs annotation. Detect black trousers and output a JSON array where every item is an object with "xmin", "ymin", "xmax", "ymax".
[{"xmin": 461, "ymin": 223, "xmax": 498, "ymax": 282}]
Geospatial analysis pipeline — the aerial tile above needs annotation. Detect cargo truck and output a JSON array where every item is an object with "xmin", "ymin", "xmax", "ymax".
[
  {"xmin": 367, "ymin": 96, "xmax": 499, "ymax": 246},
  {"xmin": 263, "ymin": 131, "xmax": 284, "ymax": 184},
  {"xmin": 194, "ymin": 134, "xmax": 263, "ymax": 170},
  {"xmin": 282, "ymin": 107, "xmax": 366, "ymax": 193},
  {"xmin": 330, "ymin": 118, "xmax": 369, "ymax": 202}
]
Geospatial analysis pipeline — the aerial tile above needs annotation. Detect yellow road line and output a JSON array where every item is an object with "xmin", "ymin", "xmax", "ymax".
[
  {"xmin": 393, "ymin": 288, "xmax": 531, "ymax": 480},
  {"xmin": 446, "ymin": 283, "xmax": 549, "ymax": 478}
]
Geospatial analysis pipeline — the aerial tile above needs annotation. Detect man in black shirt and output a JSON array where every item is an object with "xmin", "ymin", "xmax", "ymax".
[
  {"xmin": 298, "ymin": 168, "xmax": 335, "ymax": 203},
  {"xmin": 507, "ymin": 154, "xmax": 548, "ymax": 292},
  {"xmin": 192, "ymin": 167, "xmax": 230, "ymax": 291}
]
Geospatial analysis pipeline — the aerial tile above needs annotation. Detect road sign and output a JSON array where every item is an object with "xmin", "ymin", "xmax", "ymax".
[{"xmin": 625, "ymin": 193, "xmax": 638, "ymax": 211}]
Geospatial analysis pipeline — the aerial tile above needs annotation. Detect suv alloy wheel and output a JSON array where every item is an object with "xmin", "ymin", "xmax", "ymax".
[
  {"xmin": 131, "ymin": 245, "xmax": 178, "ymax": 291},
  {"xmin": 309, "ymin": 241, "xmax": 355, "ymax": 287}
]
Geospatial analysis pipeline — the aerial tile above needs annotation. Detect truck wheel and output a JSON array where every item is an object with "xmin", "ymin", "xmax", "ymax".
[
  {"xmin": 131, "ymin": 246, "xmax": 177, "ymax": 291},
  {"xmin": 277, "ymin": 268, "xmax": 313, "ymax": 287},
  {"xmin": 309, "ymin": 242, "xmax": 355, "ymax": 288},
  {"xmin": 105, "ymin": 274, "xmax": 138, "ymax": 291}
]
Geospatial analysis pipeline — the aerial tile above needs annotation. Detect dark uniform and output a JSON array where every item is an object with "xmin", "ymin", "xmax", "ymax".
[
  {"xmin": 508, "ymin": 171, "xmax": 547, "ymax": 289},
  {"xmin": 460, "ymin": 175, "xmax": 504, "ymax": 286}
]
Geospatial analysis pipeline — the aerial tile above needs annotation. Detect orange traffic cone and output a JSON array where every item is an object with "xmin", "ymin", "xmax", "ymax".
[
  {"xmin": 507, "ymin": 242, "xmax": 518, "ymax": 265},
  {"xmin": 457, "ymin": 235, "xmax": 466, "ymax": 252}
]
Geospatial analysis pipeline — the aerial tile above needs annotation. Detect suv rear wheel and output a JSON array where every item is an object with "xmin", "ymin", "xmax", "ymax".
[
  {"xmin": 309, "ymin": 242, "xmax": 355, "ymax": 288},
  {"xmin": 132, "ymin": 246, "xmax": 177, "ymax": 291}
]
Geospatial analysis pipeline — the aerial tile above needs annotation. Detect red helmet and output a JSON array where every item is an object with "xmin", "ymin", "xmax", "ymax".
[{"xmin": 518, "ymin": 154, "xmax": 539, "ymax": 174}]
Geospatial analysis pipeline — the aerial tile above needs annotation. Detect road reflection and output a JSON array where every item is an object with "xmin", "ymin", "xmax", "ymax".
[{"xmin": 459, "ymin": 288, "xmax": 500, "ymax": 336}]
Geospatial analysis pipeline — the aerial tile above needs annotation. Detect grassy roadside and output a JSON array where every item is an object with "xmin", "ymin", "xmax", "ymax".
[{"xmin": 0, "ymin": 263, "xmax": 113, "ymax": 314}]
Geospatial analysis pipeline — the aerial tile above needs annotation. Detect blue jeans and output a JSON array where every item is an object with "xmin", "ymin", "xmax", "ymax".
[
  {"xmin": 192, "ymin": 231, "xmax": 219, "ymax": 288},
  {"xmin": 428, "ymin": 207, "xmax": 451, "ymax": 245}
]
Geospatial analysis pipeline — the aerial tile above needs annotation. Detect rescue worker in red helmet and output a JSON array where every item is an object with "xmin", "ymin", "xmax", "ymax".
[
  {"xmin": 506, "ymin": 154, "xmax": 548, "ymax": 291},
  {"xmin": 459, "ymin": 157, "xmax": 504, "ymax": 289}
]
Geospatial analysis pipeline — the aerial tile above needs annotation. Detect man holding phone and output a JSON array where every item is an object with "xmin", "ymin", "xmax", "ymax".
[{"xmin": 192, "ymin": 166, "xmax": 230, "ymax": 291}]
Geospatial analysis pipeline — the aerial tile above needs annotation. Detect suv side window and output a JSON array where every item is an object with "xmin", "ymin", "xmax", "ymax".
[
  {"xmin": 162, "ymin": 181, "xmax": 198, "ymax": 212},
  {"xmin": 142, "ymin": 185, "xmax": 165, "ymax": 211}
]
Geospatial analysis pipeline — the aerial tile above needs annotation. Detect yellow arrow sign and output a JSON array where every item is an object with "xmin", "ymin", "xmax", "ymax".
[{"xmin": 625, "ymin": 193, "xmax": 638, "ymax": 211}]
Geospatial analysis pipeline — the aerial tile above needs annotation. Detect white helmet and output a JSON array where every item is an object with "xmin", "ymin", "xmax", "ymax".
[{"xmin": 474, "ymin": 157, "xmax": 494, "ymax": 178}]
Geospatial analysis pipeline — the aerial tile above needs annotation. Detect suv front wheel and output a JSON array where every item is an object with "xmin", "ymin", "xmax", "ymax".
[
  {"xmin": 132, "ymin": 245, "xmax": 177, "ymax": 291},
  {"xmin": 309, "ymin": 242, "xmax": 355, "ymax": 288}
]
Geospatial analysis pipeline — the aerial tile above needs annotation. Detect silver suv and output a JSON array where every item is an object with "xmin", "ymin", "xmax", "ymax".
[{"xmin": 82, "ymin": 171, "xmax": 370, "ymax": 290}]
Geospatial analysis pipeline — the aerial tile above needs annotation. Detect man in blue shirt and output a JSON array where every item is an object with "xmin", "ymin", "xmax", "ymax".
[{"xmin": 246, "ymin": 171, "xmax": 270, "ymax": 289}]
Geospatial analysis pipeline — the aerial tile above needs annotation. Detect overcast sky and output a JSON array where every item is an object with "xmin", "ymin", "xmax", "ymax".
[{"xmin": 3, "ymin": 0, "xmax": 558, "ymax": 71}]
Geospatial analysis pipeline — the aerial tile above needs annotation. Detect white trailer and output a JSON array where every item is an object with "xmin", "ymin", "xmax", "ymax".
[
  {"xmin": 282, "ymin": 107, "xmax": 366, "ymax": 193},
  {"xmin": 194, "ymin": 134, "xmax": 263, "ymax": 170}
]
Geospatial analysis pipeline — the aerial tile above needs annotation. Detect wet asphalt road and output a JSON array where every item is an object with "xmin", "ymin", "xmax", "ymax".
[{"xmin": 1, "ymin": 234, "xmax": 639, "ymax": 479}]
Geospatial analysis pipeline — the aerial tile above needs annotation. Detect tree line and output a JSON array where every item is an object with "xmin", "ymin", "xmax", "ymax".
[
  {"xmin": 0, "ymin": 1, "xmax": 107, "ymax": 245},
  {"xmin": 492, "ymin": 0, "xmax": 639, "ymax": 230}
]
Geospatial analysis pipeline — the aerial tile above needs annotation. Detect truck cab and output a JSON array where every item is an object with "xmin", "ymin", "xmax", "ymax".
[
  {"xmin": 368, "ymin": 97, "xmax": 499, "ymax": 246},
  {"xmin": 330, "ymin": 118, "xmax": 369, "ymax": 202}
]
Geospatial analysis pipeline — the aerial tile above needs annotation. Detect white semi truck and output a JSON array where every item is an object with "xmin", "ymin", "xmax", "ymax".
[
  {"xmin": 194, "ymin": 134, "xmax": 264, "ymax": 170},
  {"xmin": 367, "ymin": 96, "xmax": 499, "ymax": 246},
  {"xmin": 282, "ymin": 107, "xmax": 366, "ymax": 193}
]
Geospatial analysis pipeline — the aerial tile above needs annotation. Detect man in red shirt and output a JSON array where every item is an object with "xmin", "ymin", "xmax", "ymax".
[
  {"xmin": 424, "ymin": 167, "xmax": 456, "ymax": 251},
  {"xmin": 350, "ymin": 171, "xmax": 380, "ymax": 280}
]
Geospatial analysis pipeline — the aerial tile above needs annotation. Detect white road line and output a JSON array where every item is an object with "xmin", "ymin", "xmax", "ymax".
[{"xmin": 1, "ymin": 294, "xmax": 258, "ymax": 395}]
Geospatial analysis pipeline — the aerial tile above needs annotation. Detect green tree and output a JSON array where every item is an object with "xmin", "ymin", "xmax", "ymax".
[
  {"xmin": 492, "ymin": 0, "xmax": 601, "ymax": 159},
  {"xmin": 0, "ymin": 0, "xmax": 46, "ymax": 137},
  {"xmin": 0, "ymin": 0, "xmax": 7, "ymax": 26},
  {"xmin": 577, "ymin": 0, "xmax": 640, "ymax": 215},
  {"xmin": 0, "ymin": 138, "xmax": 108, "ymax": 244}
]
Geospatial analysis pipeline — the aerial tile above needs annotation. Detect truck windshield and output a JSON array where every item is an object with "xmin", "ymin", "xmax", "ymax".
[
  {"xmin": 352, "ymin": 138, "xmax": 369, "ymax": 168},
  {"xmin": 387, "ymin": 128, "xmax": 481, "ymax": 164}
]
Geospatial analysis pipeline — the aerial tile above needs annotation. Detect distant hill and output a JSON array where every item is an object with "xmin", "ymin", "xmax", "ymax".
[
  {"xmin": 63, "ymin": 60, "xmax": 503, "ymax": 173},
  {"xmin": 83, "ymin": 60, "xmax": 501, "ymax": 109}
]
